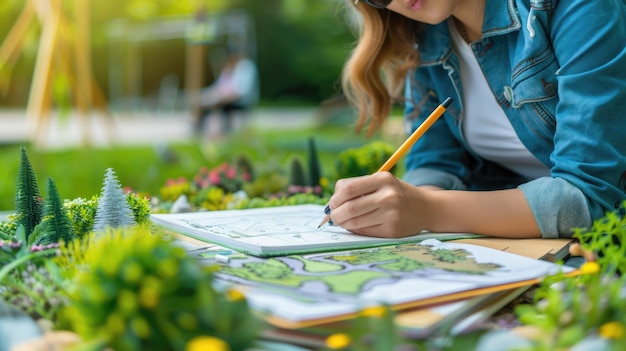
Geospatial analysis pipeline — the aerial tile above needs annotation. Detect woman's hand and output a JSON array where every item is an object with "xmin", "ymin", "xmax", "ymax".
[
  {"xmin": 327, "ymin": 172, "xmax": 435, "ymax": 238},
  {"xmin": 327, "ymin": 172, "xmax": 543, "ymax": 239}
]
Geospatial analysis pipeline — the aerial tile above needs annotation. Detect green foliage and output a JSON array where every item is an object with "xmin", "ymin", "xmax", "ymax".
[
  {"xmin": 514, "ymin": 269, "xmax": 626, "ymax": 350},
  {"xmin": 1, "ymin": 260, "xmax": 68, "ymax": 322},
  {"xmin": 37, "ymin": 178, "xmax": 75, "ymax": 245},
  {"xmin": 61, "ymin": 227, "xmax": 261, "ymax": 351},
  {"xmin": 64, "ymin": 197, "xmax": 99, "ymax": 239},
  {"xmin": 231, "ymin": 193, "xmax": 328, "ymax": 210},
  {"xmin": 289, "ymin": 156, "xmax": 307, "ymax": 186},
  {"xmin": 193, "ymin": 186, "xmax": 233, "ymax": 211},
  {"xmin": 0, "ymin": 218, "xmax": 17, "ymax": 240},
  {"xmin": 14, "ymin": 147, "xmax": 44, "ymax": 242},
  {"xmin": 574, "ymin": 201, "xmax": 626, "ymax": 276},
  {"xmin": 92, "ymin": 168, "xmax": 137, "ymax": 233},
  {"xmin": 235, "ymin": 0, "xmax": 354, "ymax": 103},
  {"xmin": 126, "ymin": 192, "xmax": 152, "ymax": 226},
  {"xmin": 511, "ymin": 204, "xmax": 626, "ymax": 350},
  {"xmin": 242, "ymin": 172, "xmax": 288, "ymax": 200},
  {"xmin": 307, "ymin": 137, "xmax": 322, "ymax": 187},
  {"xmin": 335, "ymin": 141, "xmax": 396, "ymax": 179}
]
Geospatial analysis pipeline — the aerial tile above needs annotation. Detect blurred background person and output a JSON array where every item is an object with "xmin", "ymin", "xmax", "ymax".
[{"xmin": 193, "ymin": 46, "xmax": 259, "ymax": 138}]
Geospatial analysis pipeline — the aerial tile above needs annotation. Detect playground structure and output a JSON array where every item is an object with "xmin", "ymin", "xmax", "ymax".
[
  {"xmin": 0, "ymin": 1, "xmax": 255, "ymax": 147},
  {"xmin": 0, "ymin": 0, "xmax": 114, "ymax": 147}
]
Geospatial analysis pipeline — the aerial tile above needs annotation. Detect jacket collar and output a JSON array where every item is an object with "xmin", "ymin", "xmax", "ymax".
[{"xmin": 418, "ymin": 0, "xmax": 522, "ymax": 64}]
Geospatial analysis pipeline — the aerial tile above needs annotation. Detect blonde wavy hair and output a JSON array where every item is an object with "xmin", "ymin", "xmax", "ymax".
[{"xmin": 342, "ymin": 1, "xmax": 423, "ymax": 136}]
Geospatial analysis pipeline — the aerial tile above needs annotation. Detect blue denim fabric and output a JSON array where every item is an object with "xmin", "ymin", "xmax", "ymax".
[{"xmin": 402, "ymin": 0, "xmax": 626, "ymax": 238}]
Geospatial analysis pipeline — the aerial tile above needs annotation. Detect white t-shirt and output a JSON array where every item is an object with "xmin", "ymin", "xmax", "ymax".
[{"xmin": 448, "ymin": 19, "xmax": 550, "ymax": 180}]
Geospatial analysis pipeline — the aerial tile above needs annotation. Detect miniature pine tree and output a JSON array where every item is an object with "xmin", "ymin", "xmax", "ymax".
[
  {"xmin": 14, "ymin": 146, "xmax": 43, "ymax": 242},
  {"xmin": 289, "ymin": 157, "xmax": 307, "ymax": 187},
  {"xmin": 37, "ymin": 177, "xmax": 75, "ymax": 245},
  {"xmin": 92, "ymin": 168, "xmax": 136, "ymax": 233},
  {"xmin": 307, "ymin": 137, "xmax": 321, "ymax": 187}
]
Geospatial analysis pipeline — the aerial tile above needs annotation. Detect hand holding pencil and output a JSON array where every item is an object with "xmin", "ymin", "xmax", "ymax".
[{"xmin": 318, "ymin": 98, "xmax": 453, "ymax": 234}]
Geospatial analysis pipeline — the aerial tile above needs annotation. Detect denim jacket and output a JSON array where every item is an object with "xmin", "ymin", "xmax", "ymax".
[{"xmin": 402, "ymin": 0, "xmax": 626, "ymax": 238}]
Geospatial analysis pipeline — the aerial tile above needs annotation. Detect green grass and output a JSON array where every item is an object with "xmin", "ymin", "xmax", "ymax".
[{"xmin": 0, "ymin": 124, "xmax": 397, "ymax": 211}]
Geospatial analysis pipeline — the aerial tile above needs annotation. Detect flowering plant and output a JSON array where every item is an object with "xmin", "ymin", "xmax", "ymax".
[
  {"xmin": 60, "ymin": 227, "xmax": 261, "ymax": 351},
  {"xmin": 194, "ymin": 162, "xmax": 252, "ymax": 194}
]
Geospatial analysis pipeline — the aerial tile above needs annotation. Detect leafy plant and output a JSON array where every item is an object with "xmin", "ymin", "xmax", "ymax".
[
  {"xmin": 63, "ymin": 197, "xmax": 100, "ymax": 238},
  {"xmin": 61, "ymin": 227, "xmax": 262, "ymax": 351},
  {"xmin": 242, "ymin": 172, "xmax": 288, "ymax": 200},
  {"xmin": 193, "ymin": 186, "xmax": 234, "ymax": 211},
  {"xmin": 511, "ymin": 203, "xmax": 626, "ymax": 350},
  {"xmin": 335, "ymin": 141, "xmax": 395, "ymax": 179},
  {"xmin": 1, "ymin": 260, "xmax": 68, "ymax": 322},
  {"xmin": 231, "ymin": 193, "xmax": 328, "ymax": 209},
  {"xmin": 575, "ymin": 201, "xmax": 626, "ymax": 276}
]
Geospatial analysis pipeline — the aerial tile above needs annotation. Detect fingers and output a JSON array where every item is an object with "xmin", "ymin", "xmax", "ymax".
[
  {"xmin": 331, "ymin": 193, "xmax": 379, "ymax": 228},
  {"xmin": 328, "ymin": 172, "xmax": 400, "ymax": 233},
  {"xmin": 331, "ymin": 175, "xmax": 380, "ymax": 207}
]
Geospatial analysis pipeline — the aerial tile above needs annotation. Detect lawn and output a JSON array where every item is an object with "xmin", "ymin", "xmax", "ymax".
[{"xmin": 0, "ymin": 123, "xmax": 397, "ymax": 211}]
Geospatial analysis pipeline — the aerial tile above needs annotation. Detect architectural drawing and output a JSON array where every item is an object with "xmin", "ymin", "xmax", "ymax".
[
  {"xmin": 208, "ymin": 239, "xmax": 573, "ymax": 327},
  {"xmin": 151, "ymin": 204, "xmax": 482, "ymax": 256}
]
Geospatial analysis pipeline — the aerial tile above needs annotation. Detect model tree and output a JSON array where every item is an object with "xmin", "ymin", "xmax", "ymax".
[
  {"xmin": 36, "ymin": 177, "xmax": 75, "ymax": 245},
  {"xmin": 92, "ymin": 168, "xmax": 136, "ymax": 233},
  {"xmin": 307, "ymin": 137, "xmax": 322, "ymax": 188},
  {"xmin": 289, "ymin": 156, "xmax": 307, "ymax": 187},
  {"xmin": 14, "ymin": 147, "xmax": 43, "ymax": 242}
]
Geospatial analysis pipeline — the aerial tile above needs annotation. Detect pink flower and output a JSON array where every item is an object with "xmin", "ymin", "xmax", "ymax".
[
  {"xmin": 209, "ymin": 171, "xmax": 221, "ymax": 185},
  {"xmin": 225, "ymin": 167, "xmax": 237, "ymax": 179}
]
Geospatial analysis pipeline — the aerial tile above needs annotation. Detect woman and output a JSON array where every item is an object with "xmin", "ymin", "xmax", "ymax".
[{"xmin": 327, "ymin": 0, "xmax": 626, "ymax": 239}]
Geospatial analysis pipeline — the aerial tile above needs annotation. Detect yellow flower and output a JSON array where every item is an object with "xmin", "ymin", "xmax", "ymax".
[
  {"xmin": 226, "ymin": 288, "xmax": 245, "ymax": 302},
  {"xmin": 186, "ymin": 336, "xmax": 230, "ymax": 351},
  {"xmin": 580, "ymin": 261, "xmax": 600, "ymax": 275},
  {"xmin": 599, "ymin": 321, "xmax": 625, "ymax": 339},
  {"xmin": 326, "ymin": 333, "xmax": 351, "ymax": 349},
  {"xmin": 139, "ymin": 286, "xmax": 160, "ymax": 309},
  {"xmin": 319, "ymin": 177, "xmax": 329, "ymax": 188},
  {"xmin": 361, "ymin": 305, "xmax": 387, "ymax": 318}
]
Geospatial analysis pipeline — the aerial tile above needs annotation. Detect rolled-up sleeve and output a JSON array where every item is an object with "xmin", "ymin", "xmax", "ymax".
[
  {"xmin": 403, "ymin": 168, "xmax": 467, "ymax": 191},
  {"xmin": 518, "ymin": 177, "xmax": 591, "ymax": 238}
]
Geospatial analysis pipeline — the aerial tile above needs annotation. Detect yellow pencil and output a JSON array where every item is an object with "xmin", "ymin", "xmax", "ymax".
[{"xmin": 317, "ymin": 97, "xmax": 453, "ymax": 228}]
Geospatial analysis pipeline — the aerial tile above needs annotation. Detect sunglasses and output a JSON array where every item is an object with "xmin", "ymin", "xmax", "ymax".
[{"xmin": 354, "ymin": 0, "xmax": 393, "ymax": 9}]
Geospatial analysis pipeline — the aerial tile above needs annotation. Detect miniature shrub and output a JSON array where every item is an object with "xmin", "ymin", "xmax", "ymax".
[
  {"xmin": 63, "ymin": 197, "xmax": 99, "ymax": 239},
  {"xmin": 335, "ymin": 141, "xmax": 395, "ymax": 179},
  {"xmin": 61, "ymin": 227, "xmax": 261, "ymax": 351}
]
